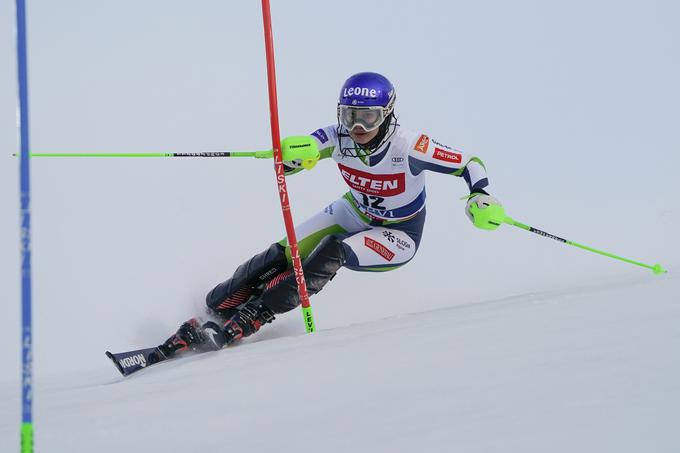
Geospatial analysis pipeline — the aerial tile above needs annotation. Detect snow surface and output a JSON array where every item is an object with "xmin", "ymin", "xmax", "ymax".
[{"xmin": 1, "ymin": 271, "xmax": 678, "ymax": 452}]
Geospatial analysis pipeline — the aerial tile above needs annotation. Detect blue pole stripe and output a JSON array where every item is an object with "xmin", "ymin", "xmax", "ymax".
[{"xmin": 16, "ymin": 0, "xmax": 33, "ymax": 429}]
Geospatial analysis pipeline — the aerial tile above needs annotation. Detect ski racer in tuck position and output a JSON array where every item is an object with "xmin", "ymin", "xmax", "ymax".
[{"xmin": 151, "ymin": 71, "xmax": 504, "ymax": 360}]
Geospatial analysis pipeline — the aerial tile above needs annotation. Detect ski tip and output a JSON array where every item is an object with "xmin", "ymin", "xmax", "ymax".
[
  {"xmin": 105, "ymin": 350, "xmax": 126, "ymax": 376},
  {"xmin": 105, "ymin": 347, "xmax": 164, "ymax": 377}
]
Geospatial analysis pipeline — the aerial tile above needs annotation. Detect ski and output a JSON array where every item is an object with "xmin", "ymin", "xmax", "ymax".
[
  {"xmin": 106, "ymin": 318, "xmax": 233, "ymax": 377},
  {"xmin": 105, "ymin": 347, "xmax": 167, "ymax": 377}
]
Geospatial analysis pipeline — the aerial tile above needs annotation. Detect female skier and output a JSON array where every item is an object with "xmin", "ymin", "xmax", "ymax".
[{"xmin": 152, "ymin": 71, "xmax": 503, "ymax": 360}]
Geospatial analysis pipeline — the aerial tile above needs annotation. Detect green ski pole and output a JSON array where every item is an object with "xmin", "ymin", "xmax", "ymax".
[
  {"xmin": 12, "ymin": 136, "xmax": 321, "ymax": 169},
  {"xmin": 504, "ymin": 216, "xmax": 667, "ymax": 274},
  {"xmin": 14, "ymin": 151, "xmax": 265, "ymax": 158},
  {"xmin": 467, "ymin": 202, "xmax": 667, "ymax": 275}
]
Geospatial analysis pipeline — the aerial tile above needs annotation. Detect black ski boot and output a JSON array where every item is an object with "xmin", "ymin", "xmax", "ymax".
[
  {"xmin": 210, "ymin": 302, "xmax": 276, "ymax": 348},
  {"xmin": 148, "ymin": 318, "xmax": 223, "ymax": 364}
]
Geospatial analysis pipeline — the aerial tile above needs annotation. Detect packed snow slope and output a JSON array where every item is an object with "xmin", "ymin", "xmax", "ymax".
[{"xmin": 1, "ymin": 271, "xmax": 678, "ymax": 452}]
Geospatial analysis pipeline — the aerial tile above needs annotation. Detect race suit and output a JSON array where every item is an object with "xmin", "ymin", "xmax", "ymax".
[{"xmin": 284, "ymin": 124, "xmax": 490, "ymax": 271}]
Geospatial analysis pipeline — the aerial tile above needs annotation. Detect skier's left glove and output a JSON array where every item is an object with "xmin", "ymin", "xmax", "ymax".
[{"xmin": 465, "ymin": 193, "xmax": 506, "ymax": 230}]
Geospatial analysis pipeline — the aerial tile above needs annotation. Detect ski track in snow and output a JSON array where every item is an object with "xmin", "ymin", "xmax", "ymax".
[{"xmin": 1, "ymin": 271, "xmax": 678, "ymax": 452}]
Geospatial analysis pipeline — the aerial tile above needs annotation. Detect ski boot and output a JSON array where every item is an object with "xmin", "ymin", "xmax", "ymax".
[
  {"xmin": 211, "ymin": 301, "xmax": 276, "ymax": 348},
  {"xmin": 148, "ymin": 318, "xmax": 223, "ymax": 364}
]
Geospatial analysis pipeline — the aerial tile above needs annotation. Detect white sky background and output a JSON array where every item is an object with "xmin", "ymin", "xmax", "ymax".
[{"xmin": 0, "ymin": 0, "xmax": 679, "ymax": 377}]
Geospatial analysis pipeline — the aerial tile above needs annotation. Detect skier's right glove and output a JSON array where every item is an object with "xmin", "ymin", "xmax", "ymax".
[
  {"xmin": 465, "ymin": 193, "xmax": 506, "ymax": 230},
  {"xmin": 283, "ymin": 158, "xmax": 304, "ymax": 175},
  {"xmin": 281, "ymin": 136, "xmax": 320, "ymax": 172}
]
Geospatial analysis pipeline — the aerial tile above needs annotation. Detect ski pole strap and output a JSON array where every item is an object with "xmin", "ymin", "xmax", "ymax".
[{"xmin": 503, "ymin": 216, "xmax": 667, "ymax": 275}]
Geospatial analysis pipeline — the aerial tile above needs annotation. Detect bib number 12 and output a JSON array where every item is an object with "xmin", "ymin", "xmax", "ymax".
[{"xmin": 360, "ymin": 194, "xmax": 386, "ymax": 209}]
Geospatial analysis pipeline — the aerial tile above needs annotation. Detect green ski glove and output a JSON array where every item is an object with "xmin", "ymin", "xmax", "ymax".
[
  {"xmin": 281, "ymin": 136, "xmax": 319, "ymax": 170},
  {"xmin": 466, "ymin": 194, "xmax": 505, "ymax": 230}
]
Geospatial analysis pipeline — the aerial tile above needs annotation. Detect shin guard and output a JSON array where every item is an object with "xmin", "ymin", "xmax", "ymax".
[{"xmin": 206, "ymin": 243, "xmax": 288, "ymax": 317}]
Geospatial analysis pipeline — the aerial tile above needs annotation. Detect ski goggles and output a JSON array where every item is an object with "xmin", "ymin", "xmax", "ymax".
[{"xmin": 337, "ymin": 105, "xmax": 388, "ymax": 132}]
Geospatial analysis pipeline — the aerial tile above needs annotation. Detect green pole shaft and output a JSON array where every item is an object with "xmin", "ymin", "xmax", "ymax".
[
  {"xmin": 504, "ymin": 217, "xmax": 667, "ymax": 275},
  {"xmin": 30, "ymin": 152, "xmax": 172, "ymax": 157},
  {"xmin": 17, "ymin": 151, "xmax": 270, "ymax": 158}
]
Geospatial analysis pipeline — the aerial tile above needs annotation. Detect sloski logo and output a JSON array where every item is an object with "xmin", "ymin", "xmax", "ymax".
[
  {"xmin": 382, "ymin": 230, "xmax": 411, "ymax": 250},
  {"xmin": 414, "ymin": 134, "xmax": 429, "ymax": 153},
  {"xmin": 364, "ymin": 237, "xmax": 395, "ymax": 261},
  {"xmin": 311, "ymin": 128, "xmax": 329, "ymax": 144},
  {"xmin": 382, "ymin": 231, "xmax": 396, "ymax": 242},
  {"xmin": 118, "ymin": 353, "xmax": 147, "ymax": 369},
  {"xmin": 338, "ymin": 164, "xmax": 405, "ymax": 196},
  {"xmin": 433, "ymin": 147, "xmax": 462, "ymax": 164}
]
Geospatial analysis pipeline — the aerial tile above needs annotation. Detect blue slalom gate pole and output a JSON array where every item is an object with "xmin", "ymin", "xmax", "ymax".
[{"xmin": 16, "ymin": 0, "xmax": 34, "ymax": 451}]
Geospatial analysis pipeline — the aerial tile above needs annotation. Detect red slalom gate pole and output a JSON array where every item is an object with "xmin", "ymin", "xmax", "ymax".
[{"xmin": 260, "ymin": 0, "xmax": 316, "ymax": 333}]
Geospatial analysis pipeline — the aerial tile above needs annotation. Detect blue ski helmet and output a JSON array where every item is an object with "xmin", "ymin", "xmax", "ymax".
[{"xmin": 337, "ymin": 72, "xmax": 396, "ymax": 132}]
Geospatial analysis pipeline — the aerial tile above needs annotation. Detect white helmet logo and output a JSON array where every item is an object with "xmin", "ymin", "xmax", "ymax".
[{"xmin": 343, "ymin": 87, "xmax": 378, "ymax": 98}]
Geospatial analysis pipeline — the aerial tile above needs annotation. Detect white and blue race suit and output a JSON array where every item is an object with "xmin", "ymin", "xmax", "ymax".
[{"xmin": 279, "ymin": 124, "xmax": 490, "ymax": 271}]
